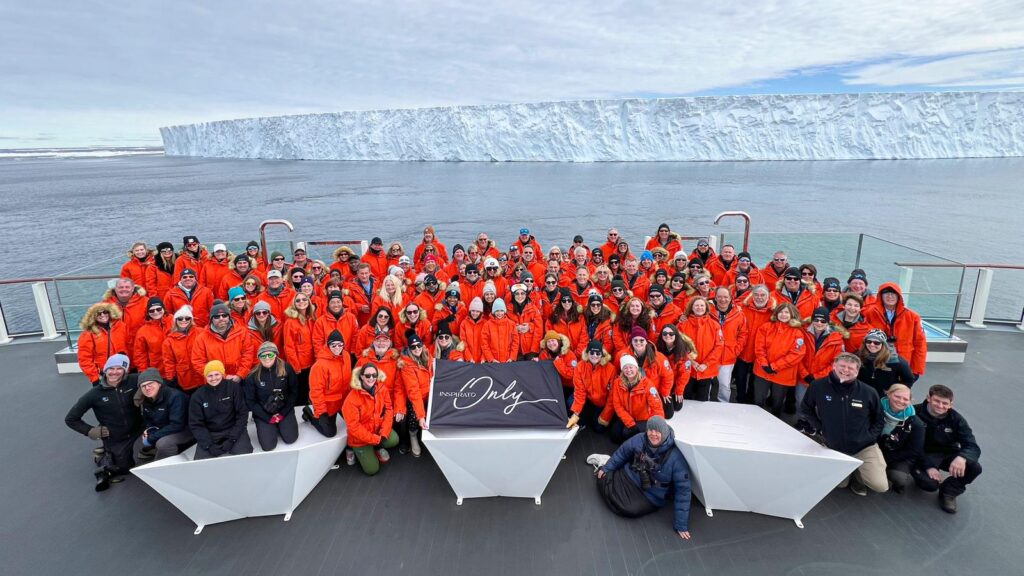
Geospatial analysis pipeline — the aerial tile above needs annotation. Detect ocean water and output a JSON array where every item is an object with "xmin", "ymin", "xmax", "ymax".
[{"xmin": 1, "ymin": 155, "xmax": 1021, "ymax": 333}]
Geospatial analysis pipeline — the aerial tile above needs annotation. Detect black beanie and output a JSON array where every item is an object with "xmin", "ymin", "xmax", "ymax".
[
  {"xmin": 436, "ymin": 318, "xmax": 453, "ymax": 337},
  {"xmin": 812, "ymin": 307, "xmax": 830, "ymax": 322},
  {"xmin": 147, "ymin": 296, "xmax": 165, "ymax": 310},
  {"xmin": 234, "ymin": 254, "xmax": 249, "ymax": 265},
  {"xmin": 327, "ymin": 330, "xmax": 344, "ymax": 345},
  {"xmin": 848, "ymin": 269, "xmax": 868, "ymax": 284},
  {"xmin": 156, "ymin": 241, "xmax": 174, "ymax": 253},
  {"xmin": 246, "ymin": 240, "xmax": 260, "ymax": 250}
]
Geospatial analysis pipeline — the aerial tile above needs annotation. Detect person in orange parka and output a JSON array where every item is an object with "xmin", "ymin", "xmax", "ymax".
[
  {"xmin": 864, "ymin": 282, "xmax": 928, "ymax": 379},
  {"xmin": 172, "ymin": 235, "xmax": 208, "ymax": 282},
  {"xmin": 190, "ymin": 302, "xmax": 255, "ymax": 383},
  {"xmin": 398, "ymin": 303, "xmax": 433, "ymax": 349},
  {"xmin": 256, "ymin": 269, "xmax": 297, "ymax": 324},
  {"xmin": 481, "ymin": 299, "xmax": 520, "ymax": 363},
  {"xmin": 801, "ymin": 307, "xmax": 848, "ymax": 386},
  {"xmin": 537, "ymin": 331, "xmax": 579, "ymax": 404},
  {"xmin": 569, "ymin": 339, "xmax": 618, "ymax": 432},
  {"xmin": 355, "ymin": 332, "xmax": 402, "ymax": 421},
  {"xmin": 413, "ymin": 226, "xmax": 449, "ymax": 267},
  {"xmin": 161, "ymin": 306, "xmax": 203, "ymax": 392},
  {"xmin": 608, "ymin": 354, "xmax": 665, "ymax": 444},
  {"xmin": 752, "ymin": 302, "xmax": 808, "ymax": 417},
  {"xmin": 735, "ymin": 286, "xmax": 776, "ymax": 404},
  {"xmin": 507, "ymin": 284, "xmax": 544, "ymax": 359},
  {"xmin": 459, "ymin": 297, "xmax": 488, "ymax": 363},
  {"xmin": 647, "ymin": 285, "xmax": 682, "ymax": 340},
  {"xmin": 104, "ymin": 278, "xmax": 149, "ymax": 352},
  {"xmin": 342, "ymin": 362, "xmax": 399, "ymax": 475},
  {"xmin": 712, "ymin": 287, "xmax": 749, "ymax": 404},
  {"xmin": 282, "ymin": 292, "xmax": 317, "ymax": 404},
  {"xmin": 152, "ymin": 242, "xmax": 177, "ymax": 298},
  {"xmin": 645, "ymin": 224, "xmax": 683, "ymax": 256},
  {"xmin": 513, "ymin": 227, "xmax": 543, "ymax": 258},
  {"xmin": 655, "ymin": 324, "xmax": 697, "ymax": 404},
  {"xmin": 164, "ymin": 268, "xmax": 215, "ymax": 327},
  {"xmin": 615, "ymin": 325, "xmax": 675, "ymax": 417},
  {"xmin": 303, "ymin": 331, "xmax": 352, "ymax": 439},
  {"xmin": 773, "ymin": 266, "xmax": 818, "ymax": 320},
  {"xmin": 132, "ymin": 297, "xmax": 172, "ymax": 372},
  {"xmin": 579, "ymin": 293, "xmax": 616, "ymax": 357},
  {"xmin": 361, "ymin": 237, "xmax": 390, "ymax": 283},
  {"xmin": 120, "ymin": 242, "xmax": 158, "ymax": 295},
  {"xmin": 832, "ymin": 292, "xmax": 872, "ymax": 353},
  {"xmin": 77, "ymin": 301, "xmax": 129, "ymax": 385},
  {"xmin": 216, "ymin": 254, "xmax": 255, "ymax": 301},
  {"xmin": 432, "ymin": 318, "xmax": 466, "ymax": 361},
  {"xmin": 704, "ymin": 244, "xmax": 739, "ymax": 287},
  {"xmin": 344, "ymin": 263, "xmax": 377, "ymax": 326},
  {"xmin": 677, "ymin": 296, "xmax": 724, "ymax": 402},
  {"xmin": 247, "ymin": 301, "xmax": 284, "ymax": 362},
  {"xmin": 396, "ymin": 332, "xmax": 433, "ymax": 456},
  {"xmin": 201, "ymin": 244, "xmax": 234, "ymax": 294},
  {"xmin": 432, "ymin": 286, "xmax": 467, "ymax": 336},
  {"xmin": 312, "ymin": 290, "xmax": 359, "ymax": 352},
  {"xmin": 546, "ymin": 289, "xmax": 586, "ymax": 354}
]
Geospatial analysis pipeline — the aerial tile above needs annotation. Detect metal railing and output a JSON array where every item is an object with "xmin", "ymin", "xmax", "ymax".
[{"xmin": 893, "ymin": 262, "xmax": 1024, "ymax": 329}]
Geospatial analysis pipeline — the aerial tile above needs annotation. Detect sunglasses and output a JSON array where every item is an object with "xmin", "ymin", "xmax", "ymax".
[
  {"xmin": 312, "ymin": 266, "xmax": 322, "ymax": 271},
  {"xmin": 801, "ymin": 272, "xmax": 814, "ymax": 277},
  {"xmin": 328, "ymin": 341, "xmax": 345, "ymax": 348},
  {"xmin": 865, "ymin": 340, "xmax": 884, "ymax": 346},
  {"xmin": 545, "ymin": 280, "xmax": 557, "ymax": 285},
  {"xmin": 377, "ymin": 313, "xmax": 390, "ymax": 319},
  {"xmin": 661, "ymin": 331, "xmax": 675, "ymax": 337},
  {"xmin": 231, "ymin": 297, "xmax": 245, "ymax": 302},
  {"xmin": 523, "ymin": 279, "xmax": 535, "ymax": 284},
  {"xmin": 612, "ymin": 287, "xmax": 625, "ymax": 292},
  {"xmin": 273, "ymin": 257, "xmax": 285, "ymax": 261},
  {"xmin": 736, "ymin": 279, "xmax": 750, "ymax": 284},
  {"xmin": 410, "ymin": 343, "xmax": 424, "ymax": 349},
  {"xmin": 148, "ymin": 307, "xmax": 164, "ymax": 313},
  {"xmin": 258, "ymin": 352, "xmax": 277, "ymax": 359},
  {"xmin": 362, "ymin": 373, "xmax": 378, "ymax": 380},
  {"xmin": 254, "ymin": 311, "xmax": 270, "ymax": 316},
  {"xmin": 773, "ymin": 257, "xmax": 787, "ymax": 262},
  {"xmin": 826, "ymin": 288, "xmax": 841, "ymax": 293},
  {"xmin": 406, "ymin": 309, "xmax": 419, "ymax": 315},
  {"xmin": 211, "ymin": 313, "xmax": 229, "ymax": 319},
  {"xmin": 560, "ymin": 298, "xmax": 573, "ymax": 303},
  {"xmin": 467, "ymin": 271, "xmax": 479, "ymax": 275},
  {"xmin": 438, "ymin": 334, "xmax": 451, "ymax": 340},
  {"xmin": 181, "ymin": 274, "xmax": 196, "ymax": 279},
  {"xmin": 697, "ymin": 281, "xmax": 710, "ymax": 286}
]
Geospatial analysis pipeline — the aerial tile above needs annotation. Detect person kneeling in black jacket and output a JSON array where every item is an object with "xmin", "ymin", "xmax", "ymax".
[
  {"xmin": 799, "ymin": 352, "xmax": 887, "ymax": 496},
  {"xmin": 134, "ymin": 368, "xmax": 193, "ymax": 461},
  {"xmin": 912, "ymin": 384, "xmax": 982, "ymax": 514},
  {"xmin": 877, "ymin": 384, "xmax": 924, "ymax": 493},
  {"xmin": 244, "ymin": 342, "xmax": 299, "ymax": 452},
  {"xmin": 190, "ymin": 360, "xmax": 254, "ymax": 460}
]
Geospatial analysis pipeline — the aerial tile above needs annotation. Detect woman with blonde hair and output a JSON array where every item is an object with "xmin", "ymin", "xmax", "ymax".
[{"xmin": 283, "ymin": 292, "xmax": 317, "ymax": 404}]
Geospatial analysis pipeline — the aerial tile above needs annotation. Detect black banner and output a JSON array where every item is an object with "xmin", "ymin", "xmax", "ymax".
[{"xmin": 428, "ymin": 360, "xmax": 567, "ymax": 428}]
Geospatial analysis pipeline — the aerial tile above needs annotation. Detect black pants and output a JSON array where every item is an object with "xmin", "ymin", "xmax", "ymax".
[
  {"xmin": 733, "ymin": 360, "xmax": 754, "ymax": 404},
  {"xmin": 193, "ymin": 433, "xmax": 254, "ymax": 460},
  {"xmin": 597, "ymin": 470, "xmax": 658, "ymax": 518},
  {"xmin": 306, "ymin": 406, "xmax": 341, "ymax": 438},
  {"xmin": 913, "ymin": 453, "xmax": 983, "ymax": 497},
  {"xmin": 610, "ymin": 419, "xmax": 648, "ymax": 444},
  {"xmin": 687, "ymin": 378, "xmax": 718, "ymax": 402},
  {"xmin": 579, "ymin": 402, "xmax": 608, "ymax": 433},
  {"xmin": 887, "ymin": 460, "xmax": 914, "ymax": 491},
  {"xmin": 753, "ymin": 377, "xmax": 787, "ymax": 416},
  {"xmin": 397, "ymin": 401, "xmax": 421, "ymax": 450},
  {"xmin": 97, "ymin": 434, "xmax": 139, "ymax": 477},
  {"xmin": 254, "ymin": 411, "xmax": 299, "ymax": 451},
  {"xmin": 296, "ymin": 368, "xmax": 311, "ymax": 406}
]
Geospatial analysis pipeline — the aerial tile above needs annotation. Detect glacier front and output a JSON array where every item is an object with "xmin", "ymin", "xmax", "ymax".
[{"xmin": 160, "ymin": 92, "xmax": 1024, "ymax": 162}]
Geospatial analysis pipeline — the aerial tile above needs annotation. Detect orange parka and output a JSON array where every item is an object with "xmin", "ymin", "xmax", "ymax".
[
  {"xmin": 132, "ymin": 316, "xmax": 172, "ymax": 372},
  {"xmin": 398, "ymin": 350, "xmax": 434, "ymax": 419},
  {"xmin": 459, "ymin": 315, "xmax": 488, "ymax": 363},
  {"xmin": 308, "ymin": 344, "xmax": 353, "ymax": 417},
  {"xmin": 190, "ymin": 321, "xmax": 255, "ymax": 381},
  {"xmin": 161, "ymin": 327, "xmax": 204, "ymax": 391},
  {"xmin": 571, "ymin": 350, "xmax": 618, "ymax": 419},
  {"xmin": 76, "ymin": 302, "xmax": 129, "ymax": 383},
  {"xmin": 282, "ymin": 311, "xmax": 316, "ymax": 371},
  {"xmin": 610, "ymin": 374, "xmax": 665, "ymax": 429},
  {"xmin": 481, "ymin": 315, "xmax": 520, "ymax": 363},
  {"xmin": 678, "ymin": 313, "xmax": 724, "ymax": 380},
  {"xmin": 342, "ymin": 365, "xmax": 394, "ymax": 448},
  {"xmin": 864, "ymin": 282, "xmax": 928, "ymax": 375},
  {"xmin": 752, "ymin": 316, "xmax": 808, "ymax": 386}
]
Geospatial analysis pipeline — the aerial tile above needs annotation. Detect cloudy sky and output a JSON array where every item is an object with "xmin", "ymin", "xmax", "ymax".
[{"xmin": 3, "ymin": 0, "xmax": 1023, "ymax": 148}]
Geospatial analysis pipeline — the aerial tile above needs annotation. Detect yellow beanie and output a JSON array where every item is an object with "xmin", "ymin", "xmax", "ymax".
[{"xmin": 204, "ymin": 360, "xmax": 226, "ymax": 377}]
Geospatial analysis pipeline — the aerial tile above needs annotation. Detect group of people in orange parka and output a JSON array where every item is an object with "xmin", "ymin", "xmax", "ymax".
[{"xmin": 76, "ymin": 223, "xmax": 927, "ymax": 472}]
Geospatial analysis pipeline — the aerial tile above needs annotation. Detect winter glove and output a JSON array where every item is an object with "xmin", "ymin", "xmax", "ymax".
[
  {"xmin": 803, "ymin": 375, "xmax": 814, "ymax": 385},
  {"xmin": 566, "ymin": 414, "xmax": 580, "ymax": 429},
  {"xmin": 142, "ymin": 436, "xmax": 153, "ymax": 448},
  {"xmin": 910, "ymin": 373, "xmax": 920, "ymax": 384},
  {"xmin": 597, "ymin": 416, "xmax": 610, "ymax": 427},
  {"xmin": 207, "ymin": 444, "xmax": 225, "ymax": 457},
  {"xmin": 762, "ymin": 364, "xmax": 776, "ymax": 375},
  {"xmin": 269, "ymin": 413, "xmax": 284, "ymax": 424},
  {"xmin": 91, "ymin": 379, "xmax": 100, "ymax": 387},
  {"xmin": 87, "ymin": 426, "xmax": 108, "ymax": 440},
  {"xmin": 626, "ymin": 426, "xmax": 638, "ymax": 437}
]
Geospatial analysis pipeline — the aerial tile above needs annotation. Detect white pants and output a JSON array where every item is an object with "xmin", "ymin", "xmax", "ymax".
[{"xmin": 717, "ymin": 364, "xmax": 735, "ymax": 403}]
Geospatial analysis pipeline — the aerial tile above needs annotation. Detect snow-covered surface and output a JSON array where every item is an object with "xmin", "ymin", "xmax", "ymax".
[{"xmin": 161, "ymin": 92, "xmax": 1024, "ymax": 161}]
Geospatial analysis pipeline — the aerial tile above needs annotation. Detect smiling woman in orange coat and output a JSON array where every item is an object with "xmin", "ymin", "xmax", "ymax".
[
  {"xmin": 481, "ymin": 299, "xmax": 520, "ymax": 363},
  {"xmin": 132, "ymin": 297, "xmax": 172, "ymax": 372},
  {"xmin": 678, "ymin": 296, "xmax": 724, "ymax": 403},
  {"xmin": 282, "ymin": 292, "xmax": 317, "ymax": 405},
  {"xmin": 342, "ymin": 363, "xmax": 399, "ymax": 475},
  {"xmin": 459, "ymin": 298, "xmax": 488, "ymax": 363},
  {"xmin": 77, "ymin": 302, "xmax": 129, "ymax": 385},
  {"xmin": 752, "ymin": 302, "xmax": 807, "ymax": 417},
  {"xmin": 608, "ymin": 354, "xmax": 665, "ymax": 444}
]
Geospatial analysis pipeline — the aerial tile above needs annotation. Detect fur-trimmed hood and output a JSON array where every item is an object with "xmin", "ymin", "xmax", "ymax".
[
  {"xmin": 350, "ymin": 363, "xmax": 388, "ymax": 390},
  {"xmin": 80, "ymin": 302, "xmax": 122, "ymax": 332},
  {"xmin": 397, "ymin": 347, "xmax": 432, "ymax": 369},
  {"xmin": 541, "ymin": 333, "xmax": 573, "ymax": 356},
  {"xmin": 433, "ymin": 335, "xmax": 465, "ymax": 356},
  {"xmin": 804, "ymin": 320, "xmax": 849, "ymax": 339},
  {"xmin": 333, "ymin": 245, "xmax": 358, "ymax": 261},
  {"xmin": 676, "ymin": 331, "xmax": 700, "ymax": 360},
  {"xmin": 774, "ymin": 277, "xmax": 817, "ymax": 295}
]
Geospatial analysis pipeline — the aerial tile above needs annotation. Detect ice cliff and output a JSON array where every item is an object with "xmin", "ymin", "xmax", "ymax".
[{"xmin": 161, "ymin": 92, "xmax": 1024, "ymax": 161}]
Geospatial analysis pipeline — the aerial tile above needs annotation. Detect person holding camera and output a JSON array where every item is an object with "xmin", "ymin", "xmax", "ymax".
[
  {"xmin": 244, "ymin": 341, "xmax": 299, "ymax": 452},
  {"xmin": 65, "ymin": 353, "xmax": 142, "ymax": 491},
  {"xmin": 593, "ymin": 416, "xmax": 692, "ymax": 540},
  {"xmin": 189, "ymin": 360, "xmax": 254, "ymax": 459},
  {"xmin": 134, "ymin": 368, "xmax": 193, "ymax": 462}
]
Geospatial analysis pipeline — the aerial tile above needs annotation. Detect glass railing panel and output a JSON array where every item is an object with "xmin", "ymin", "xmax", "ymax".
[{"xmin": 718, "ymin": 232, "xmax": 862, "ymax": 285}]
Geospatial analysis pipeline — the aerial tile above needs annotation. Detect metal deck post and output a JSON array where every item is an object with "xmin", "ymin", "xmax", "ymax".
[
  {"xmin": 966, "ymin": 268, "xmax": 993, "ymax": 329},
  {"xmin": 33, "ymin": 282, "xmax": 60, "ymax": 341}
]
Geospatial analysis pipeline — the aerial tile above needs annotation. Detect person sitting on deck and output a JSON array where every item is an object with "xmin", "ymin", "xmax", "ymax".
[
  {"xmin": 134, "ymin": 368, "xmax": 193, "ymax": 462},
  {"xmin": 591, "ymin": 416, "xmax": 692, "ymax": 540},
  {"xmin": 189, "ymin": 361, "xmax": 254, "ymax": 460}
]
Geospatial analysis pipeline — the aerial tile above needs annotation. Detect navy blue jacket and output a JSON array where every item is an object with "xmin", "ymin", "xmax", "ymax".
[
  {"xmin": 801, "ymin": 372, "xmax": 883, "ymax": 456},
  {"xmin": 141, "ymin": 386, "xmax": 188, "ymax": 442},
  {"xmin": 602, "ymin": 431, "xmax": 692, "ymax": 531},
  {"xmin": 915, "ymin": 402, "xmax": 981, "ymax": 467}
]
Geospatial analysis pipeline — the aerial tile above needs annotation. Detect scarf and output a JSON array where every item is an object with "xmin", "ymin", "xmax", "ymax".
[{"xmin": 881, "ymin": 397, "xmax": 916, "ymax": 435}]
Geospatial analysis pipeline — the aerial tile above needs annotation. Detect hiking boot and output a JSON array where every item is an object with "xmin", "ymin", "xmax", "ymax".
[
  {"xmin": 940, "ymin": 493, "xmax": 958, "ymax": 514},
  {"xmin": 849, "ymin": 476, "xmax": 868, "ymax": 496},
  {"xmin": 110, "ymin": 476, "xmax": 126, "ymax": 485},
  {"xmin": 137, "ymin": 446, "xmax": 156, "ymax": 462},
  {"xmin": 586, "ymin": 454, "xmax": 610, "ymax": 470},
  {"xmin": 398, "ymin": 445, "xmax": 410, "ymax": 455},
  {"xmin": 410, "ymin": 434, "xmax": 422, "ymax": 458},
  {"xmin": 345, "ymin": 449, "xmax": 356, "ymax": 466},
  {"xmin": 301, "ymin": 406, "xmax": 314, "ymax": 423},
  {"xmin": 95, "ymin": 473, "xmax": 111, "ymax": 492},
  {"xmin": 836, "ymin": 476, "xmax": 851, "ymax": 489},
  {"xmin": 376, "ymin": 448, "xmax": 390, "ymax": 463}
]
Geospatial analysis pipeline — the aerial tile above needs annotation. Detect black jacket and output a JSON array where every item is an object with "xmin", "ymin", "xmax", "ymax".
[
  {"xmin": 915, "ymin": 402, "xmax": 981, "ymax": 467},
  {"xmin": 243, "ymin": 362, "xmax": 297, "ymax": 423},
  {"xmin": 858, "ymin": 355, "xmax": 915, "ymax": 397},
  {"xmin": 189, "ymin": 380, "xmax": 249, "ymax": 449},
  {"xmin": 141, "ymin": 386, "xmax": 189, "ymax": 442},
  {"xmin": 65, "ymin": 375, "xmax": 141, "ymax": 441},
  {"xmin": 879, "ymin": 413, "xmax": 925, "ymax": 466},
  {"xmin": 801, "ymin": 372, "xmax": 883, "ymax": 455}
]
